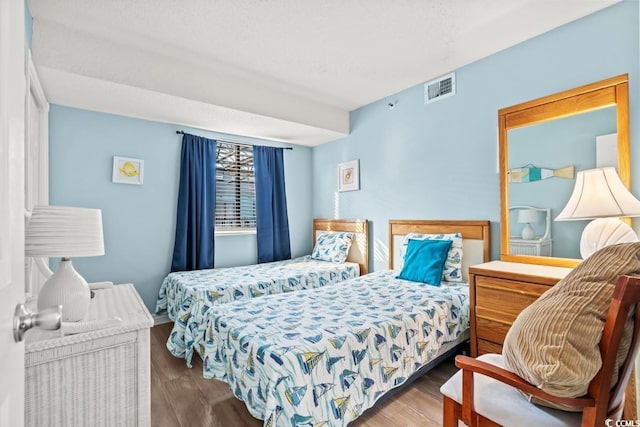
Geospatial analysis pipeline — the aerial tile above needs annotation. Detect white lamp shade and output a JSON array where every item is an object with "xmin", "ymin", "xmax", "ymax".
[
  {"xmin": 26, "ymin": 206, "xmax": 104, "ymax": 322},
  {"xmin": 556, "ymin": 167, "xmax": 640, "ymax": 220},
  {"xmin": 517, "ymin": 209, "xmax": 539, "ymax": 224},
  {"xmin": 555, "ymin": 167, "xmax": 640, "ymax": 259},
  {"xmin": 25, "ymin": 206, "xmax": 105, "ymax": 257}
]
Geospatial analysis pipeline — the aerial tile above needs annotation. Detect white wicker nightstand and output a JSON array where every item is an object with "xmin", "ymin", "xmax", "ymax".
[
  {"xmin": 24, "ymin": 284, "xmax": 153, "ymax": 427},
  {"xmin": 508, "ymin": 237, "xmax": 553, "ymax": 256}
]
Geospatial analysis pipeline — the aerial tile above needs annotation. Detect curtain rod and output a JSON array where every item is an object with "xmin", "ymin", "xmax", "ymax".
[{"xmin": 176, "ymin": 130, "xmax": 293, "ymax": 150}]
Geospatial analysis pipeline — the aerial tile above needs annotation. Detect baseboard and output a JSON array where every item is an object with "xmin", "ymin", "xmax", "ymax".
[{"xmin": 152, "ymin": 312, "xmax": 171, "ymax": 326}]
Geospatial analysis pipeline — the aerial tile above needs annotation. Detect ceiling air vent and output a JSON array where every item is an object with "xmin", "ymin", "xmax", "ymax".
[{"xmin": 424, "ymin": 72, "xmax": 455, "ymax": 104}]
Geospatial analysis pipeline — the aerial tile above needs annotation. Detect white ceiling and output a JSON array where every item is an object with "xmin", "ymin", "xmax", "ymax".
[{"xmin": 28, "ymin": 0, "xmax": 620, "ymax": 146}]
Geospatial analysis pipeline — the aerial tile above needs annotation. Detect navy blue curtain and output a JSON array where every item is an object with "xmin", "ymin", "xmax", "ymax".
[
  {"xmin": 170, "ymin": 134, "xmax": 217, "ymax": 272},
  {"xmin": 254, "ymin": 146, "xmax": 291, "ymax": 263}
]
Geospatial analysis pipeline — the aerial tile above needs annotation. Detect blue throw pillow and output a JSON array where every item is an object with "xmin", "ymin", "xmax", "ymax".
[{"xmin": 397, "ymin": 239, "xmax": 453, "ymax": 286}]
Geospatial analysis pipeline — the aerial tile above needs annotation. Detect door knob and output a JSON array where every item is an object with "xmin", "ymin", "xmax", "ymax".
[{"xmin": 13, "ymin": 303, "xmax": 62, "ymax": 342}]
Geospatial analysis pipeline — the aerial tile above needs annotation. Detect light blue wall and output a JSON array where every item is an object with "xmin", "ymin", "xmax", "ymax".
[
  {"xmin": 49, "ymin": 106, "xmax": 312, "ymax": 310},
  {"xmin": 312, "ymin": 1, "xmax": 639, "ymax": 271},
  {"xmin": 48, "ymin": 1, "xmax": 640, "ymax": 305},
  {"xmin": 24, "ymin": 0, "xmax": 32, "ymax": 48}
]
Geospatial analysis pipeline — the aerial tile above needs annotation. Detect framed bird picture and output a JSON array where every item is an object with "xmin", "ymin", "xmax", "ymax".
[{"xmin": 112, "ymin": 156, "xmax": 144, "ymax": 185}]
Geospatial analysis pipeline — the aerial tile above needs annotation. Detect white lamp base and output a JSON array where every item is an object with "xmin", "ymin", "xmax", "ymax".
[
  {"xmin": 521, "ymin": 223, "xmax": 535, "ymax": 240},
  {"xmin": 580, "ymin": 218, "xmax": 639, "ymax": 259},
  {"xmin": 37, "ymin": 258, "xmax": 91, "ymax": 322}
]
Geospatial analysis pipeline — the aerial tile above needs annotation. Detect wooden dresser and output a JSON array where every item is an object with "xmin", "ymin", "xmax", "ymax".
[{"xmin": 469, "ymin": 261, "xmax": 572, "ymax": 357}]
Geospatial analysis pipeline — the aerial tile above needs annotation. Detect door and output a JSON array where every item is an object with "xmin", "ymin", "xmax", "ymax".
[
  {"xmin": 0, "ymin": 0, "xmax": 27, "ymax": 426},
  {"xmin": 24, "ymin": 50, "xmax": 49, "ymax": 299}
]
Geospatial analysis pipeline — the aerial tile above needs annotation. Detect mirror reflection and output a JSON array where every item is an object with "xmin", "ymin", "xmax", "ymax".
[
  {"xmin": 499, "ymin": 74, "xmax": 630, "ymax": 268},
  {"xmin": 507, "ymin": 107, "xmax": 617, "ymax": 259}
]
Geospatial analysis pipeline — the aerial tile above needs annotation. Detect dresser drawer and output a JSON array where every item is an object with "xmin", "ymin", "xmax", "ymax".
[
  {"xmin": 475, "ymin": 309, "xmax": 513, "ymax": 344},
  {"xmin": 477, "ymin": 339, "xmax": 503, "ymax": 355},
  {"xmin": 469, "ymin": 262, "xmax": 571, "ymax": 358},
  {"xmin": 475, "ymin": 276, "xmax": 550, "ymax": 318}
]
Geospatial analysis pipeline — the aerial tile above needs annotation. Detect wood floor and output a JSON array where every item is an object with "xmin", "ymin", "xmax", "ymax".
[{"xmin": 150, "ymin": 323, "xmax": 458, "ymax": 427}]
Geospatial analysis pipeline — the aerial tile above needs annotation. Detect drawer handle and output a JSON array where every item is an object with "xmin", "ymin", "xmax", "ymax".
[{"xmin": 13, "ymin": 304, "xmax": 62, "ymax": 342}]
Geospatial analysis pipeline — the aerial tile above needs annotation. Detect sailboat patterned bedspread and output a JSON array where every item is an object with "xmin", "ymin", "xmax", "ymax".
[
  {"xmin": 156, "ymin": 256, "xmax": 359, "ymax": 361},
  {"xmin": 196, "ymin": 270, "xmax": 469, "ymax": 427}
]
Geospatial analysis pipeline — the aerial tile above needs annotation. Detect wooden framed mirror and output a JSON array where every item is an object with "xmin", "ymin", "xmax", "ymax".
[{"xmin": 499, "ymin": 74, "xmax": 630, "ymax": 268}]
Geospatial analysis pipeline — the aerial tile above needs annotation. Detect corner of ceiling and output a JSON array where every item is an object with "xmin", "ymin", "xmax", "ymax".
[{"xmin": 32, "ymin": 19, "xmax": 349, "ymax": 146}]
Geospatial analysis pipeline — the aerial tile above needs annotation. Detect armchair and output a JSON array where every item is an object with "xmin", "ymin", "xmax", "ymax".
[{"xmin": 440, "ymin": 274, "xmax": 640, "ymax": 427}]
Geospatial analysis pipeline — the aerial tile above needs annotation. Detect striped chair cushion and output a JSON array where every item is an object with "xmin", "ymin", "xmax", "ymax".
[{"xmin": 502, "ymin": 242, "xmax": 640, "ymax": 409}]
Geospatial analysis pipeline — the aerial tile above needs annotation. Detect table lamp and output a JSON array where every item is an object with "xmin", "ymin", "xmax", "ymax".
[
  {"xmin": 517, "ymin": 208, "xmax": 539, "ymax": 240},
  {"xmin": 555, "ymin": 167, "xmax": 640, "ymax": 259},
  {"xmin": 25, "ymin": 206, "xmax": 105, "ymax": 321}
]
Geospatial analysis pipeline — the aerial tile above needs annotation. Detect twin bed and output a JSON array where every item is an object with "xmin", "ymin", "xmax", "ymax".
[
  {"xmin": 156, "ymin": 219, "xmax": 490, "ymax": 426},
  {"xmin": 156, "ymin": 219, "xmax": 369, "ymax": 361}
]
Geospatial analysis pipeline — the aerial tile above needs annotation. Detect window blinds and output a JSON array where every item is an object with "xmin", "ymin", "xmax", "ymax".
[{"xmin": 215, "ymin": 142, "xmax": 256, "ymax": 230}]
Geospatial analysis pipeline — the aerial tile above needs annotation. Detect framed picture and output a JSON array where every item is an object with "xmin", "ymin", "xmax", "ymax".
[
  {"xmin": 338, "ymin": 159, "xmax": 360, "ymax": 192},
  {"xmin": 112, "ymin": 156, "xmax": 144, "ymax": 185}
]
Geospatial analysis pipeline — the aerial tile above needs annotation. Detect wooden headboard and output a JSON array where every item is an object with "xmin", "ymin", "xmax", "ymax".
[
  {"xmin": 313, "ymin": 218, "xmax": 369, "ymax": 275},
  {"xmin": 388, "ymin": 220, "xmax": 491, "ymax": 281}
]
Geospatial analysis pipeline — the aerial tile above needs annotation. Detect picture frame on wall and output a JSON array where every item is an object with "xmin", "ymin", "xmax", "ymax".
[
  {"xmin": 338, "ymin": 159, "xmax": 360, "ymax": 192},
  {"xmin": 112, "ymin": 156, "xmax": 144, "ymax": 185}
]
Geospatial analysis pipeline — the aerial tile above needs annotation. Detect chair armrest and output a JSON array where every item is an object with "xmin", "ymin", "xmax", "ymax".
[{"xmin": 455, "ymin": 355, "xmax": 595, "ymax": 409}]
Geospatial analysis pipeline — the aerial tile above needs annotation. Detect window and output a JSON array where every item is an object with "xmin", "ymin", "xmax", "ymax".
[{"xmin": 215, "ymin": 142, "xmax": 256, "ymax": 232}]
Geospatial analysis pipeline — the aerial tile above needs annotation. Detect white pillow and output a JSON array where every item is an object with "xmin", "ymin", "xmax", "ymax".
[
  {"xmin": 401, "ymin": 232, "xmax": 463, "ymax": 282},
  {"xmin": 311, "ymin": 231, "xmax": 354, "ymax": 263}
]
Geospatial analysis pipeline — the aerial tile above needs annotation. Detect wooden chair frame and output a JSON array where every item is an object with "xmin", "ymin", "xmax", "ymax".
[{"xmin": 443, "ymin": 275, "xmax": 640, "ymax": 427}]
